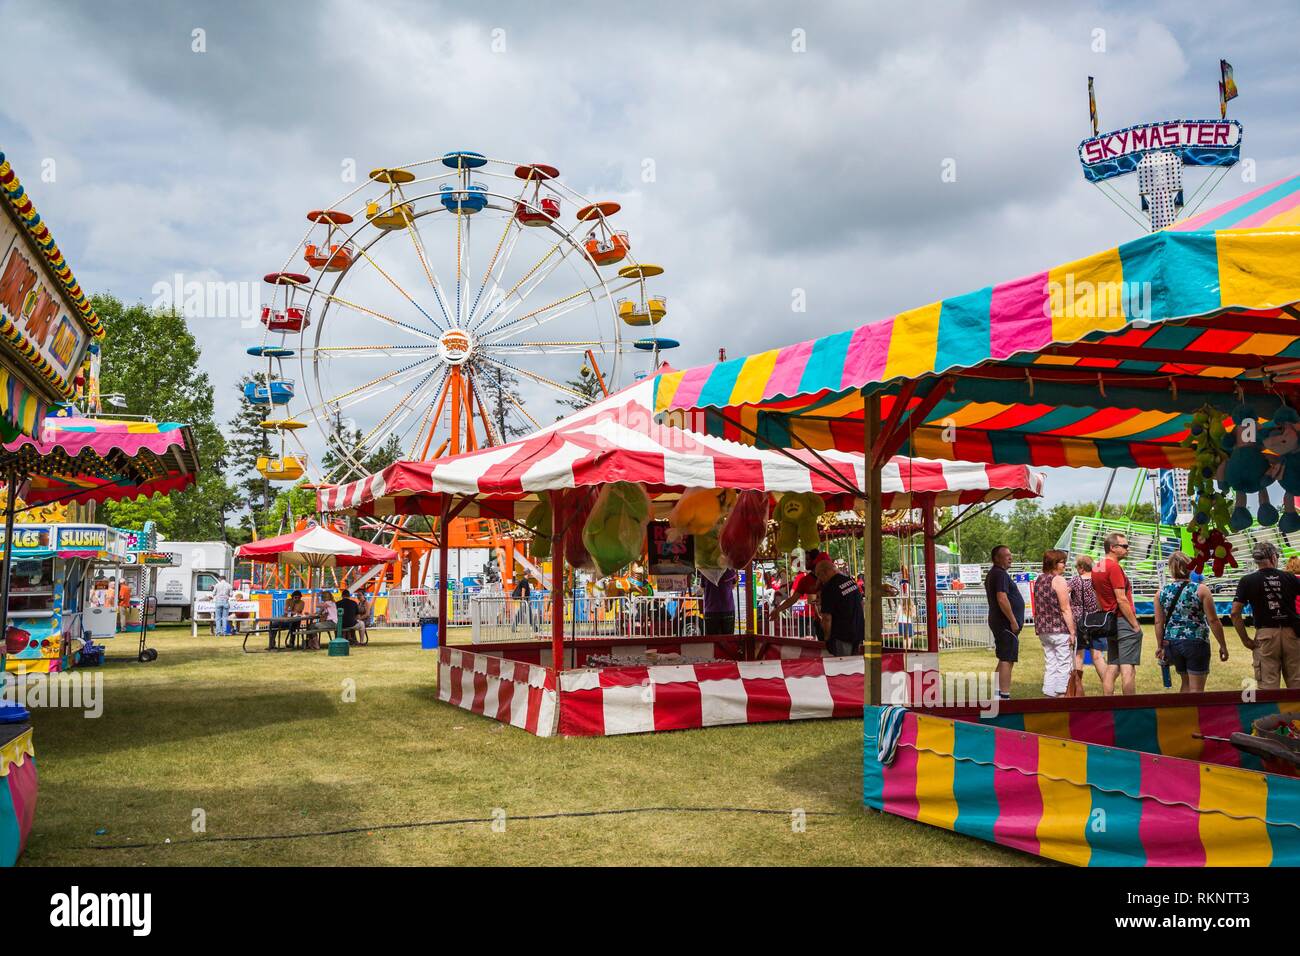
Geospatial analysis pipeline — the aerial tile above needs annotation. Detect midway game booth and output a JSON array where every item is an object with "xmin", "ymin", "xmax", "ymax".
[
  {"xmin": 320, "ymin": 376, "xmax": 1042, "ymax": 737},
  {"xmin": 0, "ymin": 151, "xmax": 104, "ymax": 866},
  {"xmin": 656, "ymin": 172, "xmax": 1300, "ymax": 866}
]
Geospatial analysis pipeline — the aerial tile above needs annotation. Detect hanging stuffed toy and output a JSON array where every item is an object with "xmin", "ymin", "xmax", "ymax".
[
  {"xmin": 1183, "ymin": 405, "xmax": 1233, "ymax": 537},
  {"xmin": 524, "ymin": 496, "xmax": 553, "ymax": 559},
  {"xmin": 1219, "ymin": 403, "xmax": 1277, "ymax": 530},
  {"xmin": 720, "ymin": 490, "xmax": 772, "ymax": 569},
  {"xmin": 1190, "ymin": 528, "xmax": 1238, "ymax": 578},
  {"xmin": 557, "ymin": 486, "xmax": 597, "ymax": 570},
  {"xmin": 1264, "ymin": 404, "xmax": 1300, "ymax": 534},
  {"xmin": 666, "ymin": 488, "xmax": 735, "ymax": 540},
  {"xmin": 774, "ymin": 491, "xmax": 825, "ymax": 552},
  {"xmin": 582, "ymin": 482, "xmax": 652, "ymax": 577},
  {"xmin": 694, "ymin": 526, "xmax": 726, "ymax": 584}
]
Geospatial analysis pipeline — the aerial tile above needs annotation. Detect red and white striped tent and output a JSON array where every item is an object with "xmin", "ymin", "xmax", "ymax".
[
  {"xmin": 235, "ymin": 524, "xmax": 399, "ymax": 567},
  {"xmin": 317, "ymin": 377, "xmax": 1044, "ymax": 517}
]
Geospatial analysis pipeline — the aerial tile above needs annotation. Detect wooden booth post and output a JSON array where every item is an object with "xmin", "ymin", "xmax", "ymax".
[
  {"xmin": 549, "ymin": 490, "xmax": 566, "ymax": 674},
  {"xmin": 922, "ymin": 497, "xmax": 939, "ymax": 655},
  {"xmin": 437, "ymin": 499, "xmax": 450, "ymax": 635},
  {"xmin": 863, "ymin": 393, "xmax": 884, "ymax": 706},
  {"xmin": 744, "ymin": 560, "xmax": 756, "ymax": 661}
]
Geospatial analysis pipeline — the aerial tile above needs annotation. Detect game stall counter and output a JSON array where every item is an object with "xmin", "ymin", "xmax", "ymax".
[
  {"xmin": 0, "ymin": 723, "xmax": 35, "ymax": 867},
  {"xmin": 325, "ymin": 376, "xmax": 1032, "ymax": 736},
  {"xmin": 655, "ymin": 171, "xmax": 1300, "ymax": 863}
]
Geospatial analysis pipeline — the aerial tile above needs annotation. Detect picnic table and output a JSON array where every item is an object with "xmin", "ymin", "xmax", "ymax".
[{"xmin": 241, "ymin": 615, "xmax": 368, "ymax": 653}]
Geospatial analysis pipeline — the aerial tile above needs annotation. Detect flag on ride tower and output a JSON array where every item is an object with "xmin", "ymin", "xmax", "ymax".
[
  {"xmin": 1219, "ymin": 60, "xmax": 1238, "ymax": 118},
  {"xmin": 1087, "ymin": 76, "xmax": 1098, "ymax": 136}
]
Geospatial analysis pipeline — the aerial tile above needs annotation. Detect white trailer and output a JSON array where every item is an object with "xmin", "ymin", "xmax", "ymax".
[{"xmin": 150, "ymin": 541, "xmax": 234, "ymax": 622}]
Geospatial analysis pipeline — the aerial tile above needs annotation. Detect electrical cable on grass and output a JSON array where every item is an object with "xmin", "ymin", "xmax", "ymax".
[{"xmin": 80, "ymin": 805, "xmax": 843, "ymax": 851}]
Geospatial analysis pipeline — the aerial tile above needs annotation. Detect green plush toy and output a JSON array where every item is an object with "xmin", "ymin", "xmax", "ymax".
[
  {"xmin": 524, "ymin": 496, "xmax": 553, "ymax": 559},
  {"xmin": 774, "ymin": 491, "xmax": 825, "ymax": 552},
  {"xmin": 581, "ymin": 481, "xmax": 652, "ymax": 577},
  {"xmin": 694, "ymin": 527, "xmax": 724, "ymax": 580}
]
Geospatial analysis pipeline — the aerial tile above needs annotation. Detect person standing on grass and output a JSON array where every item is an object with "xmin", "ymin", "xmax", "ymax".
[
  {"xmin": 212, "ymin": 574, "xmax": 232, "ymax": 637},
  {"xmin": 117, "ymin": 577, "xmax": 133, "ymax": 631},
  {"xmin": 1231, "ymin": 542, "xmax": 1300, "ymax": 690},
  {"xmin": 1092, "ymin": 532, "xmax": 1141, "ymax": 695},
  {"xmin": 511, "ymin": 575, "xmax": 532, "ymax": 632},
  {"xmin": 1068, "ymin": 555, "xmax": 1116, "ymax": 694},
  {"xmin": 984, "ymin": 545, "xmax": 1022, "ymax": 701},
  {"xmin": 1155, "ymin": 551, "xmax": 1228, "ymax": 693},
  {"xmin": 1032, "ymin": 550, "xmax": 1076, "ymax": 698}
]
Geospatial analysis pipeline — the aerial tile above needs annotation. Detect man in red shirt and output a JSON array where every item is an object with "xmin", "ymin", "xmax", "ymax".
[{"xmin": 1091, "ymin": 531, "xmax": 1142, "ymax": 695}]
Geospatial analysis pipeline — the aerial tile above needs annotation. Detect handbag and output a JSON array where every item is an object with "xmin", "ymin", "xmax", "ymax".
[{"xmin": 1081, "ymin": 609, "xmax": 1116, "ymax": 639}]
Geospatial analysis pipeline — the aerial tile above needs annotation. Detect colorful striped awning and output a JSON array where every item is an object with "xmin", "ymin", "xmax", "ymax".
[
  {"xmin": 0, "ymin": 415, "xmax": 199, "ymax": 505},
  {"xmin": 654, "ymin": 173, "xmax": 1300, "ymax": 467}
]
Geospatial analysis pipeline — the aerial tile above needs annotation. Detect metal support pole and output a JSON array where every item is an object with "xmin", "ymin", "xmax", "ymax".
[
  {"xmin": 549, "ymin": 490, "xmax": 566, "ymax": 674},
  {"xmin": 0, "ymin": 471, "xmax": 17, "ymax": 672},
  {"xmin": 922, "ymin": 498, "xmax": 939, "ymax": 655},
  {"xmin": 863, "ymin": 395, "xmax": 884, "ymax": 706},
  {"xmin": 744, "ymin": 560, "xmax": 756, "ymax": 661}
]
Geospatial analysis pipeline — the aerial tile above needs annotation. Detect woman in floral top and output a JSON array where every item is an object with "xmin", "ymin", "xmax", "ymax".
[
  {"xmin": 1068, "ymin": 555, "xmax": 1117, "ymax": 695},
  {"xmin": 1154, "ymin": 551, "xmax": 1229, "ymax": 693}
]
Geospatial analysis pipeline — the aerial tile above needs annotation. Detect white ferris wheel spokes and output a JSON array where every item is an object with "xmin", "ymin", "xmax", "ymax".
[{"xmin": 250, "ymin": 151, "xmax": 680, "ymax": 486}]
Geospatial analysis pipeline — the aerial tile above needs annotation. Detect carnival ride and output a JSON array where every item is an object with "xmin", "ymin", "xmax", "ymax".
[{"xmin": 249, "ymin": 151, "xmax": 680, "ymax": 592}]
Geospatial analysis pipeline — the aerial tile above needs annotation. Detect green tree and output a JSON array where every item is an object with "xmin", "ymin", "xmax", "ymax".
[
  {"xmin": 557, "ymin": 362, "xmax": 605, "ymax": 413},
  {"xmin": 476, "ymin": 363, "xmax": 529, "ymax": 440},
  {"xmin": 93, "ymin": 293, "xmax": 237, "ymax": 540},
  {"xmin": 227, "ymin": 373, "xmax": 273, "ymax": 532},
  {"xmin": 258, "ymin": 482, "xmax": 320, "ymax": 538}
]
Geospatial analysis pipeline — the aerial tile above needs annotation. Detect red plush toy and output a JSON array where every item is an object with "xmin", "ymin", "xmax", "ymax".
[
  {"xmin": 1190, "ymin": 528, "xmax": 1238, "ymax": 578},
  {"xmin": 720, "ymin": 490, "xmax": 771, "ymax": 569},
  {"xmin": 557, "ymin": 487, "xmax": 597, "ymax": 570}
]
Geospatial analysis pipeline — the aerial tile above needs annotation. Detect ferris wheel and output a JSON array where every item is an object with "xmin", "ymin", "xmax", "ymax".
[{"xmin": 247, "ymin": 150, "xmax": 679, "ymax": 485}]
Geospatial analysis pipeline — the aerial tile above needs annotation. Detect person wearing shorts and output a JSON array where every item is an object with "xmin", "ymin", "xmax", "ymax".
[
  {"xmin": 1155, "ymin": 552, "xmax": 1228, "ymax": 693},
  {"xmin": 1068, "ymin": 554, "xmax": 1116, "ymax": 695},
  {"xmin": 984, "ymin": 545, "xmax": 1023, "ymax": 700},
  {"xmin": 1231, "ymin": 541, "xmax": 1300, "ymax": 690},
  {"xmin": 1092, "ymin": 531, "xmax": 1142, "ymax": 695}
]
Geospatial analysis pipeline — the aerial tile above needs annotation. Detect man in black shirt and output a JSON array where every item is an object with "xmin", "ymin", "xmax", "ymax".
[
  {"xmin": 814, "ymin": 559, "xmax": 864, "ymax": 656},
  {"xmin": 1231, "ymin": 542, "xmax": 1300, "ymax": 689},
  {"xmin": 337, "ymin": 588, "xmax": 361, "ymax": 645},
  {"xmin": 984, "ymin": 545, "xmax": 1024, "ymax": 700}
]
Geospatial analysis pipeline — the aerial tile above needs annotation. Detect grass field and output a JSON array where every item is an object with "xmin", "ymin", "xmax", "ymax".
[{"xmin": 16, "ymin": 622, "xmax": 1255, "ymax": 866}]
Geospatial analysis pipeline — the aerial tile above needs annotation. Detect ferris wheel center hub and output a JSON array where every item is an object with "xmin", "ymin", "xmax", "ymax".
[{"xmin": 438, "ymin": 328, "xmax": 475, "ymax": 365}]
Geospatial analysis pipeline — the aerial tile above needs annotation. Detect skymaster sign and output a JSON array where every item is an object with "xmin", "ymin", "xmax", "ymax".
[
  {"xmin": 0, "ymin": 208, "xmax": 92, "ymax": 397},
  {"xmin": 1078, "ymin": 119, "xmax": 1242, "ymax": 183}
]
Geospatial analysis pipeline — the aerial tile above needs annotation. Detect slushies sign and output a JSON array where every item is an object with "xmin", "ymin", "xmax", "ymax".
[{"xmin": 1078, "ymin": 119, "xmax": 1242, "ymax": 183}]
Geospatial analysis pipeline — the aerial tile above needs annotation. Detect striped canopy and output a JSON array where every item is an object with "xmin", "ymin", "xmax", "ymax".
[
  {"xmin": 317, "ymin": 376, "xmax": 1044, "ymax": 517},
  {"xmin": 653, "ymin": 174, "xmax": 1300, "ymax": 467},
  {"xmin": 236, "ymin": 525, "xmax": 399, "ymax": 568},
  {"xmin": 0, "ymin": 414, "xmax": 199, "ymax": 505}
]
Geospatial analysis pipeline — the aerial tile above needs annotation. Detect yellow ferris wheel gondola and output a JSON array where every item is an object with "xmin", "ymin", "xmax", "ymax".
[
  {"xmin": 616, "ymin": 263, "xmax": 667, "ymax": 326},
  {"xmin": 366, "ymin": 168, "xmax": 417, "ymax": 230},
  {"xmin": 256, "ymin": 454, "xmax": 307, "ymax": 482}
]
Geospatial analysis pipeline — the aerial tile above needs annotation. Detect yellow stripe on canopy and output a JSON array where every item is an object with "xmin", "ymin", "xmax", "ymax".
[
  {"xmin": 1049, "ymin": 246, "xmax": 1127, "ymax": 344},
  {"xmin": 884, "ymin": 301, "xmax": 942, "ymax": 380},
  {"xmin": 728, "ymin": 350, "xmax": 780, "ymax": 406},
  {"xmin": 1217, "ymin": 231, "xmax": 1300, "ymax": 310}
]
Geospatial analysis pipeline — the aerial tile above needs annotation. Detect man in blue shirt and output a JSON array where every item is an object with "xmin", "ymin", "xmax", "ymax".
[{"xmin": 984, "ymin": 545, "xmax": 1024, "ymax": 700}]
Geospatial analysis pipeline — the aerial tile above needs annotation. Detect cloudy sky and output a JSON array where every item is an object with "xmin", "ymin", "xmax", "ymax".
[{"xmin": 2, "ymin": 0, "xmax": 1297, "ymax": 505}]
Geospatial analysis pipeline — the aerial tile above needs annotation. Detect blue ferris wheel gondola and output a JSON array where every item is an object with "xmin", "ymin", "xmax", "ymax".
[
  {"xmin": 247, "ymin": 346, "xmax": 296, "ymax": 358},
  {"xmin": 243, "ymin": 379, "xmax": 296, "ymax": 406},
  {"xmin": 440, "ymin": 183, "xmax": 488, "ymax": 214},
  {"xmin": 633, "ymin": 337, "xmax": 680, "ymax": 351}
]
